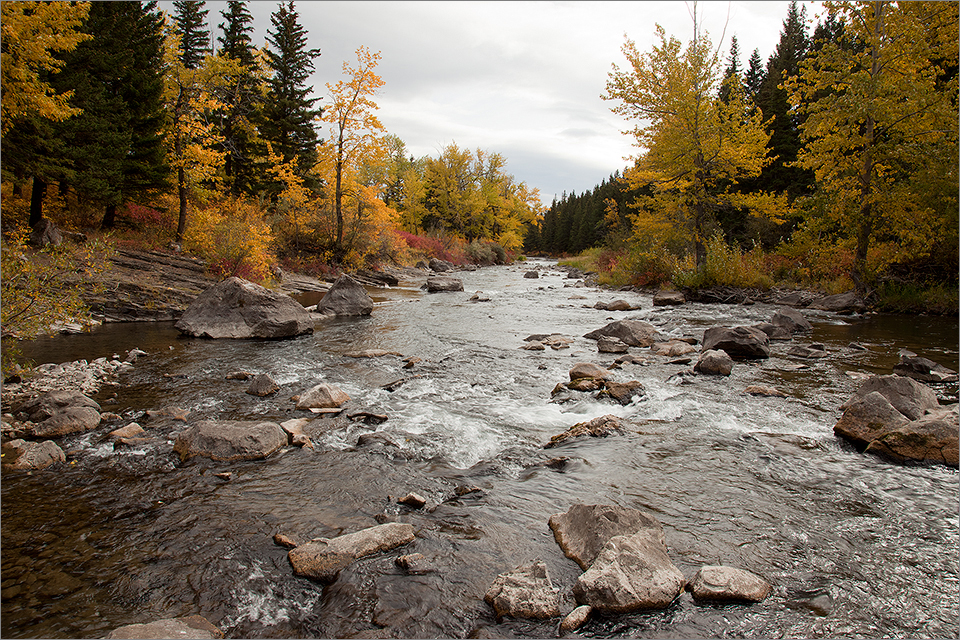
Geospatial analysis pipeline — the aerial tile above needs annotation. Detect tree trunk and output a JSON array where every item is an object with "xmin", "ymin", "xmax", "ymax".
[
  {"xmin": 176, "ymin": 166, "xmax": 188, "ymax": 243},
  {"xmin": 29, "ymin": 177, "xmax": 46, "ymax": 227},
  {"xmin": 101, "ymin": 203, "xmax": 117, "ymax": 229}
]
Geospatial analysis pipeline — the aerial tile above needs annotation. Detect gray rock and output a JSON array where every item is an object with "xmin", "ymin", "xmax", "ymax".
[
  {"xmin": 545, "ymin": 415, "xmax": 625, "ymax": 448},
  {"xmin": 296, "ymin": 383, "xmax": 350, "ymax": 410},
  {"xmin": 651, "ymin": 340, "xmax": 697, "ymax": 357},
  {"xmin": 288, "ymin": 522, "xmax": 416, "ymax": 581},
  {"xmin": 841, "ymin": 375, "xmax": 940, "ymax": 421},
  {"xmin": 598, "ymin": 381, "xmax": 646, "ymax": 405},
  {"xmin": 317, "ymin": 274, "xmax": 374, "ymax": 317},
  {"xmin": 548, "ymin": 503, "xmax": 665, "ymax": 570},
  {"xmin": 771, "ymin": 308, "xmax": 813, "ymax": 333},
  {"xmin": 424, "ymin": 276, "xmax": 464, "ymax": 292},
  {"xmin": 15, "ymin": 389, "xmax": 100, "ymax": 423},
  {"xmin": 524, "ymin": 270, "xmax": 540, "ymax": 279},
  {"xmin": 484, "ymin": 561, "xmax": 561, "ymax": 620},
  {"xmin": 246, "ymin": 373, "xmax": 280, "ymax": 397},
  {"xmin": 572, "ymin": 531, "xmax": 684, "ymax": 612},
  {"xmin": 176, "ymin": 277, "xmax": 314, "ymax": 339},
  {"xmin": 0, "ymin": 439, "xmax": 66, "ymax": 470},
  {"xmin": 744, "ymin": 385, "xmax": 787, "ymax": 398},
  {"xmin": 787, "ymin": 344, "xmax": 828, "ymax": 359},
  {"xmin": 752, "ymin": 322, "xmax": 793, "ymax": 341},
  {"xmin": 893, "ymin": 354, "xmax": 958, "ymax": 383},
  {"xmin": 173, "ymin": 420, "xmax": 287, "ymax": 462},
  {"xmin": 834, "ymin": 391, "xmax": 910, "ymax": 448},
  {"xmin": 810, "ymin": 291, "xmax": 866, "ymax": 313},
  {"xmin": 569, "ymin": 362, "xmax": 612, "ymax": 381},
  {"xmin": 428, "ymin": 258, "xmax": 455, "ymax": 272},
  {"xmin": 702, "ymin": 326, "xmax": 770, "ymax": 359},
  {"xmin": 395, "ymin": 552, "xmax": 433, "ymax": 574},
  {"xmin": 584, "ymin": 319, "xmax": 663, "ymax": 347},
  {"xmin": 652, "ymin": 290, "xmax": 685, "ymax": 306},
  {"xmin": 598, "ymin": 336, "xmax": 629, "ymax": 353},
  {"xmin": 105, "ymin": 615, "xmax": 223, "ymax": 639},
  {"xmin": 689, "ymin": 565, "xmax": 772, "ymax": 602},
  {"xmin": 29, "ymin": 406, "xmax": 102, "ymax": 438},
  {"xmin": 560, "ymin": 605, "xmax": 593, "ymax": 634},
  {"xmin": 864, "ymin": 407, "xmax": 959, "ymax": 467},
  {"xmin": 694, "ymin": 349, "xmax": 733, "ymax": 376},
  {"xmin": 596, "ymin": 299, "xmax": 636, "ymax": 311}
]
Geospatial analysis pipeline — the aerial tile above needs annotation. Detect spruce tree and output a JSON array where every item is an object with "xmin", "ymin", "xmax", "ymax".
[
  {"xmin": 216, "ymin": 0, "xmax": 263, "ymax": 195},
  {"xmin": 744, "ymin": 48, "xmax": 765, "ymax": 102},
  {"xmin": 53, "ymin": 1, "xmax": 168, "ymax": 229},
  {"xmin": 261, "ymin": 0, "xmax": 322, "ymax": 193},
  {"xmin": 172, "ymin": 1, "xmax": 210, "ymax": 69},
  {"xmin": 719, "ymin": 35, "xmax": 742, "ymax": 103}
]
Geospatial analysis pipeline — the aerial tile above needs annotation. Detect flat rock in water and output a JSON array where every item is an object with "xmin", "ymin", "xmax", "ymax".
[
  {"xmin": 174, "ymin": 420, "xmax": 286, "ymax": 462},
  {"xmin": 584, "ymin": 319, "xmax": 663, "ymax": 347},
  {"xmin": 424, "ymin": 276, "xmax": 464, "ymax": 292},
  {"xmin": 175, "ymin": 277, "xmax": 313, "ymax": 339},
  {"xmin": 545, "ymin": 414, "xmax": 625, "ymax": 449},
  {"xmin": 652, "ymin": 290, "xmax": 685, "ymax": 306},
  {"xmin": 809, "ymin": 291, "xmax": 865, "ymax": 313},
  {"xmin": 105, "ymin": 615, "xmax": 223, "ymax": 639},
  {"xmin": 28, "ymin": 406, "xmax": 102, "ymax": 438},
  {"xmin": 548, "ymin": 503, "xmax": 664, "ymax": 570},
  {"xmin": 483, "ymin": 561, "xmax": 561, "ymax": 620},
  {"xmin": 744, "ymin": 385, "xmax": 787, "ymax": 398},
  {"xmin": 288, "ymin": 522, "xmax": 415, "ymax": 581},
  {"xmin": 689, "ymin": 565, "xmax": 772, "ymax": 602},
  {"xmin": 572, "ymin": 531, "xmax": 684, "ymax": 612},
  {"xmin": 317, "ymin": 274, "xmax": 374, "ymax": 316}
]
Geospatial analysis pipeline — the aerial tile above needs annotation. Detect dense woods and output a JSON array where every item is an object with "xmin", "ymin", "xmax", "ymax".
[
  {"xmin": 536, "ymin": 0, "xmax": 958, "ymax": 311},
  {"xmin": 1, "ymin": 0, "xmax": 957, "ymax": 357}
]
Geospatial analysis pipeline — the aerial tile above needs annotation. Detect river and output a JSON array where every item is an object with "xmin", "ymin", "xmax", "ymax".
[{"xmin": 2, "ymin": 260, "xmax": 958, "ymax": 639}]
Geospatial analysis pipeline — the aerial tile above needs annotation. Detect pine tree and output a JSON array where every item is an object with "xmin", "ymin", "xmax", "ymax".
[
  {"xmin": 754, "ymin": 0, "xmax": 812, "ymax": 198},
  {"xmin": 216, "ymin": 0, "xmax": 263, "ymax": 195},
  {"xmin": 719, "ymin": 35, "xmax": 742, "ymax": 103},
  {"xmin": 261, "ymin": 0, "xmax": 322, "ymax": 193},
  {"xmin": 744, "ymin": 48, "xmax": 764, "ymax": 101},
  {"xmin": 172, "ymin": 1, "xmax": 209, "ymax": 69},
  {"xmin": 52, "ymin": 1, "xmax": 168, "ymax": 229}
]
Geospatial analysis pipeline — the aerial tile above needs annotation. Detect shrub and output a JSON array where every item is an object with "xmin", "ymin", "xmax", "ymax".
[{"xmin": 183, "ymin": 197, "xmax": 276, "ymax": 283}]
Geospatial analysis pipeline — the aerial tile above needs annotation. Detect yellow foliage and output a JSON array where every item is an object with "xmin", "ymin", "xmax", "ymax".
[{"xmin": 182, "ymin": 197, "xmax": 275, "ymax": 282}]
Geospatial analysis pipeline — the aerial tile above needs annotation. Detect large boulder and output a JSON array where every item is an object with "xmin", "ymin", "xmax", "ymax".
[
  {"xmin": 584, "ymin": 319, "xmax": 663, "ymax": 347},
  {"xmin": 864, "ymin": 408, "xmax": 959, "ymax": 467},
  {"xmin": 688, "ymin": 565, "xmax": 772, "ymax": 603},
  {"xmin": 771, "ymin": 308, "xmax": 813, "ymax": 333},
  {"xmin": 572, "ymin": 531, "xmax": 685, "ymax": 612},
  {"xmin": 15, "ymin": 390, "xmax": 102, "ymax": 438},
  {"xmin": 176, "ymin": 277, "xmax": 313, "ymax": 339},
  {"xmin": 105, "ymin": 615, "xmax": 223, "ymax": 639},
  {"xmin": 1, "ymin": 439, "xmax": 66, "ymax": 470},
  {"xmin": 29, "ymin": 218, "xmax": 63, "ymax": 248},
  {"xmin": 483, "ymin": 561, "xmax": 562, "ymax": 620},
  {"xmin": 424, "ymin": 276, "xmax": 464, "ymax": 292},
  {"xmin": 834, "ymin": 392, "xmax": 910, "ymax": 448},
  {"xmin": 548, "ymin": 503, "xmax": 664, "ymax": 570},
  {"xmin": 701, "ymin": 326, "xmax": 770, "ymax": 359},
  {"xmin": 288, "ymin": 522, "xmax": 415, "ymax": 581},
  {"xmin": 317, "ymin": 274, "xmax": 374, "ymax": 316},
  {"xmin": 173, "ymin": 420, "xmax": 287, "ymax": 462},
  {"xmin": 841, "ymin": 375, "xmax": 939, "ymax": 421},
  {"xmin": 694, "ymin": 349, "xmax": 733, "ymax": 376}
]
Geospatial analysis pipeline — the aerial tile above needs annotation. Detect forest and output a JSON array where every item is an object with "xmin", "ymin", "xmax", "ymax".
[{"xmin": 1, "ymin": 0, "xmax": 958, "ymax": 356}]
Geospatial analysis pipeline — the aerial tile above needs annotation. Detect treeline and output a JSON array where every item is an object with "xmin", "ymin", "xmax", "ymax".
[
  {"xmin": 531, "ymin": 0, "xmax": 959, "ymax": 302},
  {"xmin": 1, "ymin": 0, "xmax": 541, "ymax": 278}
]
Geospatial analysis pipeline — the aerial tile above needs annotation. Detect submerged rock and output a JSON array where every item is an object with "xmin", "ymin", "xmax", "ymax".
[
  {"xmin": 288, "ymin": 522, "xmax": 415, "ymax": 582},
  {"xmin": 105, "ymin": 615, "xmax": 223, "ymax": 639},
  {"xmin": 688, "ymin": 565, "xmax": 772, "ymax": 602},
  {"xmin": 484, "ymin": 561, "xmax": 561, "ymax": 620},
  {"xmin": 175, "ymin": 277, "xmax": 313, "ymax": 339}
]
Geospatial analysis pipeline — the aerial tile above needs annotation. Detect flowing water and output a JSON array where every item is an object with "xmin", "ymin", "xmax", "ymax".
[{"xmin": 2, "ymin": 260, "xmax": 958, "ymax": 639}]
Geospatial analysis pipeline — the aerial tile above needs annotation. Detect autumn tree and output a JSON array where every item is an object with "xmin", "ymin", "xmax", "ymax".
[
  {"xmin": 322, "ymin": 45, "xmax": 385, "ymax": 255},
  {"xmin": 261, "ymin": 0, "xmax": 321, "ymax": 195},
  {"xmin": 785, "ymin": 0, "xmax": 959, "ymax": 293},
  {"xmin": 604, "ymin": 17, "xmax": 776, "ymax": 268}
]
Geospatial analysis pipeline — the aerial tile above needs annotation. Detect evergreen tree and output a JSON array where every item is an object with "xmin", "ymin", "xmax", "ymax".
[
  {"xmin": 754, "ymin": 0, "xmax": 812, "ymax": 198},
  {"xmin": 719, "ymin": 35, "xmax": 742, "ymax": 103},
  {"xmin": 216, "ymin": 0, "xmax": 263, "ymax": 195},
  {"xmin": 261, "ymin": 0, "xmax": 322, "ymax": 193},
  {"xmin": 53, "ymin": 1, "xmax": 168, "ymax": 229},
  {"xmin": 744, "ymin": 48, "xmax": 764, "ymax": 101},
  {"xmin": 172, "ymin": 1, "xmax": 209, "ymax": 69}
]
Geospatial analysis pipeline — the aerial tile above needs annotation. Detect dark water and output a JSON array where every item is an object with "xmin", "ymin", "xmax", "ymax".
[{"xmin": 2, "ymin": 261, "xmax": 958, "ymax": 639}]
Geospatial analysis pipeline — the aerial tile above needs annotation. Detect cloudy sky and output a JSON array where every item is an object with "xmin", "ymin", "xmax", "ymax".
[{"xmin": 163, "ymin": 1, "xmax": 816, "ymax": 206}]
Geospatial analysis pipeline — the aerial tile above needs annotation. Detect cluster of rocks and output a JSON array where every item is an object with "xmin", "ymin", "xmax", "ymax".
[
  {"xmin": 484, "ymin": 504, "xmax": 771, "ymax": 633},
  {"xmin": 549, "ymin": 363, "xmax": 645, "ymax": 411}
]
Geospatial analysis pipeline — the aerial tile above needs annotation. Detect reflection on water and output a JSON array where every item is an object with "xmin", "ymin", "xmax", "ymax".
[{"xmin": 3, "ymin": 262, "xmax": 958, "ymax": 639}]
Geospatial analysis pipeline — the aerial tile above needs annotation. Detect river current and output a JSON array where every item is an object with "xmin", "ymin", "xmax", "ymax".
[{"xmin": 2, "ymin": 260, "xmax": 958, "ymax": 639}]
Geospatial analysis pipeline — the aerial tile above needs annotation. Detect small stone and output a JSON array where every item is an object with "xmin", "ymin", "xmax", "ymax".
[
  {"xmin": 398, "ymin": 492, "xmax": 427, "ymax": 509},
  {"xmin": 396, "ymin": 553, "xmax": 433, "ymax": 574},
  {"xmin": 246, "ymin": 373, "xmax": 280, "ymax": 397},
  {"xmin": 273, "ymin": 532, "xmax": 301, "ymax": 548},
  {"xmin": 560, "ymin": 605, "xmax": 593, "ymax": 634},
  {"xmin": 225, "ymin": 371, "xmax": 253, "ymax": 380},
  {"xmin": 689, "ymin": 565, "xmax": 772, "ymax": 602}
]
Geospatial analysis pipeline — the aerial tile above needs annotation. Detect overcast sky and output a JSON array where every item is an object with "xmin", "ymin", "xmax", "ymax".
[{"xmin": 162, "ymin": 1, "xmax": 817, "ymax": 206}]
